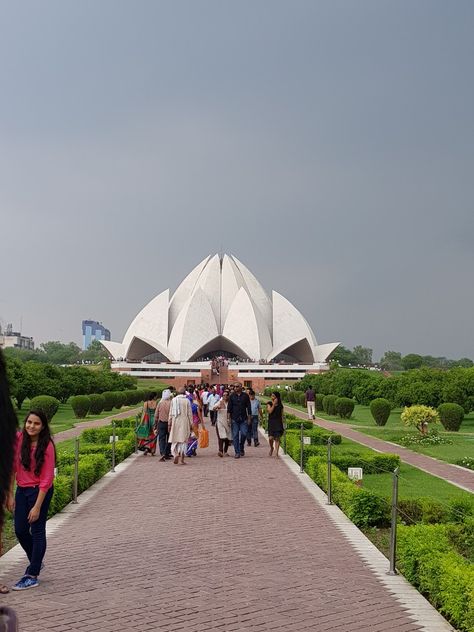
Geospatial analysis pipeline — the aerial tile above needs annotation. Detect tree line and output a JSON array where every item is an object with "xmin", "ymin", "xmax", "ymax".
[
  {"xmin": 3, "ymin": 339, "xmax": 109, "ymax": 366},
  {"xmin": 329, "ymin": 346, "xmax": 473, "ymax": 370}
]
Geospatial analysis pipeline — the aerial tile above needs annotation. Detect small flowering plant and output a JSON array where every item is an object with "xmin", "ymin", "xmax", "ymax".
[
  {"xmin": 456, "ymin": 456, "xmax": 474, "ymax": 471},
  {"xmin": 400, "ymin": 405, "xmax": 439, "ymax": 435},
  {"xmin": 400, "ymin": 428, "xmax": 452, "ymax": 447}
]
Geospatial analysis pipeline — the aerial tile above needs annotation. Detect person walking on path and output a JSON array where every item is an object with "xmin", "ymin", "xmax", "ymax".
[
  {"xmin": 200, "ymin": 385, "xmax": 210, "ymax": 418},
  {"xmin": 137, "ymin": 392, "xmax": 158, "ymax": 456},
  {"xmin": 6, "ymin": 409, "xmax": 56, "ymax": 591},
  {"xmin": 227, "ymin": 382, "xmax": 252, "ymax": 459},
  {"xmin": 156, "ymin": 389, "xmax": 172, "ymax": 461},
  {"xmin": 207, "ymin": 387, "xmax": 220, "ymax": 426},
  {"xmin": 246, "ymin": 389, "xmax": 263, "ymax": 447},
  {"xmin": 304, "ymin": 386, "xmax": 316, "ymax": 420},
  {"xmin": 168, "ymin": 387, "xmax": 193, "ymax": 464},
  {"xmin": 267, "ymin": 392, "xmax": 284, "ymax": 458},
  {"xmin": 213, "ymin": 389, "xmax": 231, "ymax": 457}
]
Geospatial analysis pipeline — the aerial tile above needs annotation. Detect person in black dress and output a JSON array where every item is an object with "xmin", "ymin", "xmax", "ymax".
[{"xmin": 267, "ymin": 391, "xmax": 284, "ymax": 458}]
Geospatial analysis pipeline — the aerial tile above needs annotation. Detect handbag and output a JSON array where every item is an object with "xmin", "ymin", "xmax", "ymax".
[{"xmin": 198, "ymin": 425, "xmax": 209, "ymax": 449}]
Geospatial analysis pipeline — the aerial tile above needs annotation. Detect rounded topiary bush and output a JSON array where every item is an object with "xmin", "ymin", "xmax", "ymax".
[
  {"xmin": 315, "ymin": 393, "xmax": 325, "ymax": 411},
  {"xmin": 29, "ymin": 395, "xmax": 60, "ymax": 421},
  {"xmin": 70, "ymin": 395, "xmax": 91, "ymax": 419},
  {"xmin": 438, "ymin": 403, "xmax": 464, "ymax": 432},
  {"xmin": 89, "ymin": 393, "xmax": 105, "ymax": 415},
  {"xmin": 113, "ymin": 391, "xmax": 125, "ymax": 410},
  {"xmin": 323, "ymin": 394, "xmax": 338, "ymax": 416},
  {"xmin": 101, "ymin": 391, "xmax": 116, "ymax": 412},
  {"xmin": 335, "ymin": 397, "xmax": 355, "ymax": 419},
  {"xmin": 370, "ymin": 398, "xmax": 391, "ymax": 426}
]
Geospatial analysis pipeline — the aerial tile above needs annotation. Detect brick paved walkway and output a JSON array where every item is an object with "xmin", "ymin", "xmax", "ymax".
[
  {"xmin": 0, "ymin": 427, "xmax": 429, "ymax": 632},
  {"xmin": 54, "ymin": 408, "xmax": 140, "ymax": 443},
  {"xmin": 287, "ymin": 406, "xmax": 474, "ymax": 493}
]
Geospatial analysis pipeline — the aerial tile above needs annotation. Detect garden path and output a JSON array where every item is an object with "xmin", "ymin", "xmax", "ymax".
[
  {"xmin": 53, "ymin": 407, "xmax": 141, "ymax": 442},
  {"xmin": 286, "ymin": 406, "xmax": 474, "ymax": 493},
  {"xmin": 1, "ymin": 427, "xmax": 437, "ymax": 631}
]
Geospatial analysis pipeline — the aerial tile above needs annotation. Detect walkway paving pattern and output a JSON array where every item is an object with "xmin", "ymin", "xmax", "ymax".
[
  {"xmin": 287, "ymin": 406, "xmax": 474, "ymax": 493},
  {"xmin": 2, "ymin": 430, "xmax": 429, "ymax": 631}
]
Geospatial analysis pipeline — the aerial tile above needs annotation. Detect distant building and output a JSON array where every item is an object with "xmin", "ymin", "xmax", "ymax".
[
  {"xmin": 82, "ymin": 320, "xmax": 111, "ymax": 350},
  {"xmin": 0, "ymin": 323, "xmax": 35, "ymax": 351}
]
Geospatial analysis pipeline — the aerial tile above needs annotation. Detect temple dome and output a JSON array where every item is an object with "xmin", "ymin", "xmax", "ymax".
[{"xmin": 102, "ymin": 254, "xmax": 338, "ymax": 363}]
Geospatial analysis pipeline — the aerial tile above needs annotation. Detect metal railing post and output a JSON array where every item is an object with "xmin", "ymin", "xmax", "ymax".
[
  {"xmin": 72, "ymin": 436, "xmax": 80, "ymax": 503},
  {"xmin": 327, "ymin": 436, "xmax": 333, "ymax": 505},
  {"xmin": 111, "ymin": 421, "xmax": 116, "ymax": 472},
  {"xmin": 388, "ymin": 466, "xmax": 400, "ymax": 575},
  {"xmin": 300, "ymin": 423, "xmax": 304, "ymax": 473}
]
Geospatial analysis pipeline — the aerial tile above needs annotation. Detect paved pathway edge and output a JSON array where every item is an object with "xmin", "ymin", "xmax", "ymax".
[{"xmin": 268, "ymin": 429, "xmax": 455, "ymax": 632}]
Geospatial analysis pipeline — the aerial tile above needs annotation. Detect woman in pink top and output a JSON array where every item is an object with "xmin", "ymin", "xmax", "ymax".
[{"xmin": 6, "ymin": 409, "xmax": 56, "ymax": 591}]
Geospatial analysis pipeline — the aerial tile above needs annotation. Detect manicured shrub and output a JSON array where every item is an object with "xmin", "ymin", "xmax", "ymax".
[
  {"xmin": 112, "ymin": 416, "xmax": 137, "ymax": 429},
  {"xmin": 29, "ymin": 395, "xmax": 60, "ymax": 421},
  {"xmin": 101, "ymin": 391, "xmax": 116, "ymax": 411},
  {"xmin": 323, "ymin": 394, "xmax": 338, "ymax": 415},
  {"xmin": 48, "ymin": 474, "xmax": 73, "ymax": 516},
  {"xmin": 69, "ymin": 395, "xmax": 91, "ymax": 419},
  {"xmin": 79, "ymin": 437, "xmax": 135, "ymax": 466},
  {"xmin": 315, "ymin": 393, "xmax": 325, "ymax": 411},
  {"xmin": 438, "ymin": 403, "xmax": 465, "ymax": 432},
  {"xmin": 285, "ymin": 419, "xmax": 314, "ymax": 430},
  {"xmin": 335, "ymin": 397, "xmax": 355, "ymax": 419},
  {"xmin": 397, "ymin": 524, "xmax": 474, "ymax": 631},
  {"xmin": 81, "ymin": 426, "xmax": 134, "ymax": 443},
  {"xmin": 329, "ymin": 451, "xmax": 400, "ymax": 475},
  {"xmin": 61, "ymin": 454, "xmax": 109, "ymax": 494},
  {"xmin": 370, "ymin": 398, "xmax": 391, "ymax": 426},
  {"xmin": 113, "ymin": 391, "xmax": 125, "ymax": 410},
  {"xmin": 89, "ymin": 393, "xmax": 105, "ymax": 415}
]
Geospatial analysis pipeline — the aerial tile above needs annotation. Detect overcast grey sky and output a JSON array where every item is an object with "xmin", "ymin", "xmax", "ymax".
[{"xmin": 1, "ymin": 0, "xmax": 473, "ymax": 360}]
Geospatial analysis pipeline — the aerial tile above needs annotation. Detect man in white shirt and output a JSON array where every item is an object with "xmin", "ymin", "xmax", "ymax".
[
  {"xmin": 201, "ymin": 386, "xmax": 210, "ymax": 417},
  {"xmin": 207, "ymin": 387, "xmax": 221, "ymax": 426}
]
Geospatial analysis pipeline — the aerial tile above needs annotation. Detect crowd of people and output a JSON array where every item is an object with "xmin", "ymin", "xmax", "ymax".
[{"xmin": 135, "ymin": 382, "xmax": 285, "ymax": 462}]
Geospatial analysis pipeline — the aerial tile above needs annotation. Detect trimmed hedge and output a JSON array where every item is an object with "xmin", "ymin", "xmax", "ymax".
[
  {"xmin": 335, "ymin": 397, "xmax": 355, "ymax": 419},
  {"xmin": 306, "ymin": 456, "xmax": 389, "ymax": 527},
  {"xmin": 29, "ymin": 395, "xmax": 60, "ymax": 421},
  {"xmin": 438, "ymin": 403, "xmax": 465, "ymax": 432},
  {"xmin": 81, "ymin": 426, "xmax": 134, "ymax": 443},
  {"xmin": 323, "ymin": 394, "xmax": 338, "ymax": 415},
  {"xmin": 89, "ymin": 393, "xmax": 105, "ymax": 415},
  {"xmin": 112, "ymin": 416, "xmax": 138, "ymax": 429},
  {"xmin": 397, "ymin": 524, "xmax": 474, "ymax": 631},
  {"xmin": 101, "ymin": 391, "xmax": 117, "ymax": 411},
  {"xmin": 70, "ymin": 395, "xmax": 91, "ymax": 419},
  {"xmin": 315, "ymin": 393, "xmax": 325, "ymax": 411},
  {"xmin": 370, "ymin": 398, "xmax": 391, "ymax": 426}
]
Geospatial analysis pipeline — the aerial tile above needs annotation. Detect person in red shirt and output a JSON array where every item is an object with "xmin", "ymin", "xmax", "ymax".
[{"xmin": 7, "ymin": 409, "xmax": 56, "ymax": 591}]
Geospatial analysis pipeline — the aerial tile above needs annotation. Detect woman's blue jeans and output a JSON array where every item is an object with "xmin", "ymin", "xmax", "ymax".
[{"xmin": 14, "ymin": 485, "xmax": 53, "ymax": 577}]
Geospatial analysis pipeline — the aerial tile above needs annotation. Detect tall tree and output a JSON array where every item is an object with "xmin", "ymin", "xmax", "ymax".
[
  {"xmin": 352, "ymin": 345, "xmax": 373, "ymax": 366},
  {"xmin": 380, "ymin": 351, "xmax": 403, "ymax": 371}
]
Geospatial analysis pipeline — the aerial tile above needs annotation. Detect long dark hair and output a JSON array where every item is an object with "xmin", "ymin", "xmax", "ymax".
[
  {"xmin": 0, "ymin": 350, "xmax": 18, "ymax": 533},
  {"xmin": 20, "ymin": 409, "xmax": 55, "ymax": 476},
  {"xmin": 271, "ymin": 391, "xmax": 282, "ymax": 407}
]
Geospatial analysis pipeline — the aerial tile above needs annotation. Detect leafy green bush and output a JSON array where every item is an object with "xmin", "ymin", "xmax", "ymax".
[
  {"xmin": 88, "ymin": 393, "xmax": 105, "ymax": 415},
  {"xmin": 61, "ymin": 454, "xmax": 109, "ymax": 493},
  {"xmin": 438, "ymin": 403, "xmax": 465, "ymax": 431},
  {"xmin": 370, "ymin": 398, "xmax": 391, "ymax": 426},
  {"xmin": 69, "ymin": 395, "xmax": 91, "ymax": 418},
  {"xmin": 29, "ymin": 395, "xmax": 60, "ymax": 421},
  {"xmin": 457, "ymin": 456, "xmax": 474, "ymax": 471},
  {"xmin": 401, "ymin": 405, "xmax": 439, "ymax": 434},
  {"xmin": 48, "ymin": 474, "xmax": 72, "ymax": 515},
  {"xmin": 284, "ymin": 419, "xmax": 314, "ymax": 430},
  {"xmin": 112, "ymin": 416, "xmax": 137, "ymax": 429},
  {"xmin": 315, "ymin": 393, "xmax": 325, "ymax": 411},
  {"xmin": 323, "ymin": 394, "xmax": 338, "ymax": 415},
  {"xmin": 81, "ymin": 426, "xmax": 134, "ymax": 443},
  {"xmin": 328, "ymin": 451, "xmax": 400, "ymax": 475},
  {"xmin": 113, "ymin": 391, "xmax": 125, "ymax": 410},
  {"xmin": 335, "ymin": 397, "xmax": 355, "ymax": 419},
  {"xmin": 397, "ymin": 524, "xmax": 474, "ymax": 631},
  {"xmin": 79, "ymin": 437, "xmax": 135, "ymax": 466},
  {"xmin": 101, "ymin": 390, "xmax": 116, "ymax": 411},
  {"xmin": 306, "ymin": 457, "xmax": 389, "ymax": 527}
]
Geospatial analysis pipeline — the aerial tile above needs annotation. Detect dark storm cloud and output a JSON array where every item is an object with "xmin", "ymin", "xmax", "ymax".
[{"xmin": 1, "ymin": 0, "xmax": 473, "ymax": 359}]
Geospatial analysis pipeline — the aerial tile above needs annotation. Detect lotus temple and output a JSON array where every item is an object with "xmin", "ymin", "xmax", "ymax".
[{"xmin": 102, "ymin": 254, "xmax": 339, "ymax": 390}]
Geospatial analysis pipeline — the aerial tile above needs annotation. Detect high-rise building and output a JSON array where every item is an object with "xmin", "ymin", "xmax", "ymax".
[{"xmin": 82, "ymin": 320, "xmax": 111, "ymax": 350}]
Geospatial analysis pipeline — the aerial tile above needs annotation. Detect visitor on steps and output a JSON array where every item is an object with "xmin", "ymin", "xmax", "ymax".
[{"xmin": 7, "ymin": 409, "xmax": 56, "ymax": 591}]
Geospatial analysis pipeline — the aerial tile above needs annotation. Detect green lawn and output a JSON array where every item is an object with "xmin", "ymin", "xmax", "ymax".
[
  {"xmin": 136, "ymin": 379, "xmax": 169, "ymax": 390},
  {"xmin": 15, "ymin": 400, "xmax": 140, "ymax": 435},
  {"xmin": 287, "ymin": 402, "xmax": 474, "ymax": 466}
]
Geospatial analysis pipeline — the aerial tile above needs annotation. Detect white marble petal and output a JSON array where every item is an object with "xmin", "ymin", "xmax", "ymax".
[
  {"xmin": 231, "ymin": 255, "xmax": 273, "ymax": 333},
  {"xmin": 168, "ymin": 287, "xmax": 219, "ymax": 361},
  {"xmin": 195, "ymin": 253, "xmax": 221, "ymax": 326},
  {"xmin": 223, "ymin": 287, "xmax": 272, "ymax": 360},
  {"xmin": 269, "ymin": 290, "xmax": 318, "ymax": 361},
  {"xmin": 100, "ymin": 341, "xmax": 125, "ymax": 360},
  {"xmin": 220, "ymin": 254, "xmax": 245, "ymax": 327},
  {"xmin": 168, "ymin": 255, "xmax": 210, "ymax": 333},
  {"xmin": 313, "ymin": 342, "xmax": 340, "ymax": 363},
  {"xmin": 122, "ymin": 289, "xmax": 169, "ymax": 352}
]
